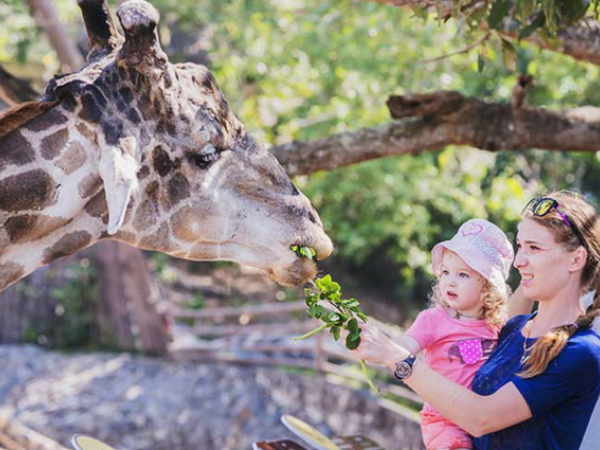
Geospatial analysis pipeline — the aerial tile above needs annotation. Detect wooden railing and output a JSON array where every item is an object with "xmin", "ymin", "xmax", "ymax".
[{"xmin": 168, "ymin": 301, "xmax": 423, "ymax": 409}]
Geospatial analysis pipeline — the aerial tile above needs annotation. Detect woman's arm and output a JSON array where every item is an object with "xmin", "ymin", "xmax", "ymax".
[
  {"xmin": 507, "ymin": 284, "xmax": 535, "ymax": 318},
  {"xmin": 400, "ymin": 356, "xmax": 532, "ymax": 436},
  {"xmin": 353, "ymin": 325, "xmax": 532, "ymax": 437}
]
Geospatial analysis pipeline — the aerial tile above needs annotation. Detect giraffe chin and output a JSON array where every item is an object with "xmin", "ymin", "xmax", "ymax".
[{"xmin": 270, "ymin": 257, "xmax": 318, "ymax": 288}]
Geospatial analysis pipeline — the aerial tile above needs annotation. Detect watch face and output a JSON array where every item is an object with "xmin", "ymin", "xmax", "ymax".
[{"xmin": 394, "ymin": 361, "xmax": 411, "ymax": 379}]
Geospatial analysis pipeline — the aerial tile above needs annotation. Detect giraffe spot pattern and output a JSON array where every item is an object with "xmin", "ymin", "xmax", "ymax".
[
  {"xmin": 167, "ymin": 173, "xmax": 190, "ymax": 208},
  {"xmin": 78, "ymin": 173, "xmax": 102, "ymax": 199},
  {"xmin": 126, "ymin": 108, "xmax": 141, "ymax": 125},
  {"xmin": 138, "ymin": 222, "xmax": 171, "ymax": 252},
  {"xmin": 24, "ymin": 108, "xmax": 67, "ymax": 132},
  {"xmin": 79, "ymin": 92, "xmax": 103, "ymax": 123},
  {"xmin": 152, "ymin": 146, "xmax": 173, "ymax": 177},
  {"xmin": 84, "ymin": 191, "xmax": 108, "ymax": 222},
  {"xmin": 42, "ymin": 230, "xmax": 92, "ymax": 265},
  {"xmin": 0, "ymin": 262, "xmax": 25, "ymax": 289},
  {"xmin": 101, "ymin": 120, "xmax": 122, "ymax": 146},
  {"xmin": 76, "ymin": 123, "xmax": 97, "ymax": 144},
  {"xmin": 0, "ymin": 130, "xmax": 36, "ymax": 170},
  {"xmin": 40, "ymin": 128, "xmax": 69, "ymax": 160},
  {"xmin": 56, "ymin": 142, "xmax": 87, "ymax": 174},
  {"xmin": 172, "ymin": 206, "xmax": 209, "ymax": 242},
  {"xmin": 118, "ymin": 87, "xmax": 134, "ymax": 104},
  {"xmin": 4, "ymin": 214, "xmax": 70, "ymax": 244},
  {"xmin": 137, "ymin": 165, "xmax": 150, "ymax": 180},
  {"xmin": 133, "ymin": 181, "xmax": 160, "ymax": 231},
  {"xmin": 0, "ymin": 170, "xmax": 57, "ymax": 212}
]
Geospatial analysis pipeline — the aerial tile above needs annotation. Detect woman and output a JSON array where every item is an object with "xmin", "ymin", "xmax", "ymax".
[{"xmin": 352, "ymin": 191, "xmax": 600, "ymax": 450}]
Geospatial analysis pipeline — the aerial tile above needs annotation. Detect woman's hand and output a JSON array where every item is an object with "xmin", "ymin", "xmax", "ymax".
[{"xmin": 350, "ymin": 324, "xmax": 411, "ymax": 370}]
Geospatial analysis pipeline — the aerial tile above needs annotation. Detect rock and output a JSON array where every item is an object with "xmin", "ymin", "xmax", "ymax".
[{"xmin": 0, "ymin": 345, "xmax": 423, "ymax": 450}]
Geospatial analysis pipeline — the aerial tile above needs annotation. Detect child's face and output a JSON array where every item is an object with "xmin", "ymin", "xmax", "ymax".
[{"xmin": 439, "ymin": 250, "xmax": 485, "ymax": 316}]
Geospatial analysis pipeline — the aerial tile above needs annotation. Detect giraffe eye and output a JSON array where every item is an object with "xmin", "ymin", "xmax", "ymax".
[{"xmin": 187, "ymin": 146, "xmax": 219, "ymax": 170}]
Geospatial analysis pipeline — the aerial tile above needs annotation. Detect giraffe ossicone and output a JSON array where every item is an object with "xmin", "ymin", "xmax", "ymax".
[{"xmin": 0, "ymin": 0, "xmax": 333, "ymax": 291}]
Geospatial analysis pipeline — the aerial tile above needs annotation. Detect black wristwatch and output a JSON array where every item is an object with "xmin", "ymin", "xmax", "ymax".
[{"xmin": 393, "ymin": 354, "xmax": 417, "ymax": 380}]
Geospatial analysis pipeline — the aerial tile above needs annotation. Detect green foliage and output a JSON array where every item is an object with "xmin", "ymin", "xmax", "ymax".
[
  {"xmin": 290, "ymin": 245, "xmax": 317, "ymax": 260},
  {"xmin": 50, "ymin": 260, "xmax": 98, "ymax": 349},
  {"xmin": 186, "ymin": 293, "xmax": 205, "ymax": 310},
  {"xmin": 25, "ymin": 260, "xmax": 99, "ymax": 349},
  {"xmin": 294, "ymin": 274, "xmax": 377, "ymax": 392}
]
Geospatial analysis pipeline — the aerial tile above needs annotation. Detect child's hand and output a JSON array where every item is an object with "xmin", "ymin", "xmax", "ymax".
[
  {"xmin": 293, "ymin": 273, "xmax": 378, "ymax": 392},
  {"xmin": 351, "ymin": 324, "xmax": 409, "ymax": 370}
]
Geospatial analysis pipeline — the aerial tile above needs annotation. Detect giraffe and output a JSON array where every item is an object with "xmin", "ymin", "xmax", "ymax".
[{"xmin": 0, "ymin": 0, "xmax": 333, "ymax": 292}]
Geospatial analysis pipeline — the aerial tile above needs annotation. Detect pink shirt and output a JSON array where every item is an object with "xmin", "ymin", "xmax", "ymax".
[{"xmin": 406, "ymin": 305, "xmax": 500, "ymax": 414}]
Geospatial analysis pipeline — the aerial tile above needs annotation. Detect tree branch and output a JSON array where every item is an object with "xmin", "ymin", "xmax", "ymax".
[
  {"xmin": 359, "ymin": 0, "xmax": 600, "ymax": 67},
  {"xmin": 270, "ymin": 91, "xmax": 600, "ymax": 177}
]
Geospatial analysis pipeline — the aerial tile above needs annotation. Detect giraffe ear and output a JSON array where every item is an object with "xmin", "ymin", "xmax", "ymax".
[{"xmin": 98, "ymin": 137, "xmax": 139, "ymax": 235}]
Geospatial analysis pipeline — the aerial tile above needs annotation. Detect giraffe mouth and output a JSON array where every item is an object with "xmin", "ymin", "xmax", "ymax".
[
  {"xmin": 272, "ymin": 254, "xmax": 319, "ymax": 287},
  {"xmin": 290, "ymin": 245, "xmax": 318, "ymax": 261}
]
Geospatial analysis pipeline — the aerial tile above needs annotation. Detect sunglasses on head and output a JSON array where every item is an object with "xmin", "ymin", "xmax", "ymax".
[{"xmin": 522, "ymin": 197, "xmax": 585, "ymax": 245}]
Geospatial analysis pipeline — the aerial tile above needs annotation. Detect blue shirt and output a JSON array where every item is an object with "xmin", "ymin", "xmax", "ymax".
[{"xmin": 472, "ymin": 314, "xmax": 600, "ymax": 450}]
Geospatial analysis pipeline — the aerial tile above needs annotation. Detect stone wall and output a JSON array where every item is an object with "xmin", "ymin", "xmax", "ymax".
[{"xmin": 0, "ymin": 345, "xmax": 424, "ymax": 450}]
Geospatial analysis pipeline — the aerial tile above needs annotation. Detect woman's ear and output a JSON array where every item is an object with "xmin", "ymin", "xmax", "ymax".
[{"xmin": 568, "ymin": 246, "xmax": 588, "ymax": 273}]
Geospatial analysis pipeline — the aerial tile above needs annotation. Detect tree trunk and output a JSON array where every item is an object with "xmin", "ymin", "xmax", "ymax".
[
  {"xmin": 24, "ymin": 0, "xmax": 84, "ymax": 72},
  {"xmin": 0, "ymin": 265, "xmax": 62, "ymax": 344},
  {"xmin": 90, "ymin": 241, "xmax": 170, "ymax": 355}
]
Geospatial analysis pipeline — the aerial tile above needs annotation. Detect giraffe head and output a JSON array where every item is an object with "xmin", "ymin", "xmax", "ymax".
[{"xmin": 1, "ymin": 0, "xmax": 332, "ymax": 288}]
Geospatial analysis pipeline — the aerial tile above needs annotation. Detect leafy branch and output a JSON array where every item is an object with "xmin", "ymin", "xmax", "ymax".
[{"xmin": 288, "ymin": 251, "xmax": 379, "ymax": 393}]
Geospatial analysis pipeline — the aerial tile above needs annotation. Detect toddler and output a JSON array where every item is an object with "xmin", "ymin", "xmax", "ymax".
[{"xmin": 400, "ymin": 219, "xmax": 514, "ymax": 450}]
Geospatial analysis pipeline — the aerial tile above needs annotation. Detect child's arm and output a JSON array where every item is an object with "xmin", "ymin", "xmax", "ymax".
[
  {"xmin": 507, "ymin": 284, "xmax": 535, "ymax": 318},
  {"xmin": 396, "ymin": 335, "xmax": 422, "ymax": 356}
]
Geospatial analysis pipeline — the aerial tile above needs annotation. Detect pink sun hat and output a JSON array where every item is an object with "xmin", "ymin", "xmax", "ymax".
[{"xmin": 431, "ymin": 218, "xmax": 514, "ymax": 295}]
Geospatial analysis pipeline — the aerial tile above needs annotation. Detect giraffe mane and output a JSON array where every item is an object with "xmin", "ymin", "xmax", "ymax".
[{"xmin": 0, "ymin": 101, "xmax": 58, "ymax": 140}]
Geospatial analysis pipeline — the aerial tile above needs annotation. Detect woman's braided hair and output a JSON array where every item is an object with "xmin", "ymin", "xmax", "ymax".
[{"xmin": 519, "ymin": 191, "xmax": 600, "ymax": 378}]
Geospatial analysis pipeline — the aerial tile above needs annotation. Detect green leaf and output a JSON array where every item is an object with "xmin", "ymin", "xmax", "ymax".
[
  {"xmin": 323, "ymin": 312, "xmax": 340, "ymax": 323},
  {"xmin": 411, "ymin": 5, "xmax": 428, "ymax": 20},
  {"xmin": 518, "ymin": 12, "xmax": 546, "ymax": 39},
  {"xmin": 477, "ymin": 53, "xmax": 486, "ymax": 73},
  {"xmin": 308, "ymin": 304, "xmax": 328, "ymax": 319},
  {"xmin": 331, "ymin": 326, "xmax": 341, "ymax": 341},
  {"xmin": 316, "ymin": 275, "xmax": 332, "ymax": 291},
  {"xmin": 341, "ymin": 299, "xmax": 360, "ymax": 309},
  {"xmin": 557, "ymin": 0, "xmax": 590, "ymax": 24},
  {"xmin": 357, "ymin": 312, "xmax": 368, "ymax": 322},
  {"xmin": 501, "ymin": 38, "xmax": 517, "ymax": 71},
  {"xmin": 488, "ymin": 0, "xmax": 512, "ymax": 30},
  {"xmin": 346, "ymin": 332, "xmax": 361, "ymax": 349},
  {"xmin": 515, "ymin": 0, "xmax": 536, "ymax": 21},
  {"xmin": 347, "ymin": 318, "xmax": 359, "ymax": 333}
]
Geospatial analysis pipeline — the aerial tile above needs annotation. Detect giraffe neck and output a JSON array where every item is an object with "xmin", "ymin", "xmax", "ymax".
[{"xmin": 0, "ymin": 103, "xmax": 109, "ymax": 290}]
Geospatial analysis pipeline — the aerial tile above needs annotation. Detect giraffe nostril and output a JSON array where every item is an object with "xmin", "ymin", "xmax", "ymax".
[{"xmin": 308, "ymin": 211, "xmax": 317, "ymax": 224}]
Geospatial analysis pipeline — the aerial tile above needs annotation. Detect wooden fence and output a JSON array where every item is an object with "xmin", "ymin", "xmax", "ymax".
[{"xmin": 168, "ymin": 301, "xmax": 423, "ymax": 409}]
